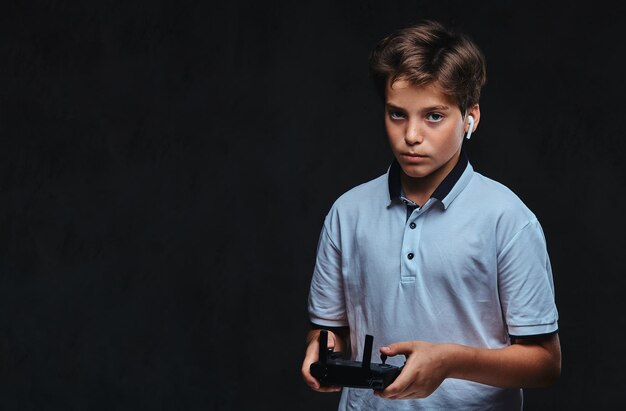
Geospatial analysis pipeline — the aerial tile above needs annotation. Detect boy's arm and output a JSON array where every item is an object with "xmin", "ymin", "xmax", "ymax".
[
  {"xmin": 303, "ymin": 217, "xmax": 351, "ymax": 392},
  {"xmin": 301, "ymin": 327, "xmax": 350, "ymax": 392},
  {"xmin": 375, "ymin": 333, "xmax": 561, "ymax": 400}
]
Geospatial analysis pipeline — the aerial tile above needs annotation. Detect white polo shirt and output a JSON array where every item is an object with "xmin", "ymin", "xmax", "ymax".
[{"xmin": 308, "ymin": 154, "xmax": 559, "ymax": 410}]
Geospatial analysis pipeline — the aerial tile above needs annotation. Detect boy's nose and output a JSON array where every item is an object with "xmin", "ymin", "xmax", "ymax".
[{"xmin": 405, "ymin": 120, "xmax": 423, "ymax": 145}]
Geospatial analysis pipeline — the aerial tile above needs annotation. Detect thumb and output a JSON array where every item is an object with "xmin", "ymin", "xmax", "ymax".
[
  {"xmin": 327, "ymin": 332, "xmax": 337, "ymax": 350},
  {"xmin": 380, "ymin": 341, "xmax": 414, "ymax": 357}
]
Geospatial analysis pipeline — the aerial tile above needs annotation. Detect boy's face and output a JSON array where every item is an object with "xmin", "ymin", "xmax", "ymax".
[{"xmin": 385, "ymin": 79, "xmax": 479, "ymax": 180}]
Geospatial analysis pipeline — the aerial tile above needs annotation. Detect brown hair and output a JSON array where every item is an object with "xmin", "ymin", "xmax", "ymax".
[{"xmin": 369, "ymin": 20, "xmax": 487, "ymax": 115}]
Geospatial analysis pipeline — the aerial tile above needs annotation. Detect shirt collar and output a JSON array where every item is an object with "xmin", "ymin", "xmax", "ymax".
[{"xmin": 387, "ymin": 150, "xmax": 470, "ymax": 208}]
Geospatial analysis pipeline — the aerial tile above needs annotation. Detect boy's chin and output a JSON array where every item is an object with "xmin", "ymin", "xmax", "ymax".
[{"xmin": 400, "ymin": 165, "xmax": 433, "ymax": 179}]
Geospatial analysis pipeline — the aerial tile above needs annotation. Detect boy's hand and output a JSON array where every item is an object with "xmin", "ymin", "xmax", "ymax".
[
  {"xmin": 301, "ymin": 330, "xmax": 343, "ymax": 392},
  {"xmin": 374, "ymin": 340, "xmax": 450, "ymax": 400}
]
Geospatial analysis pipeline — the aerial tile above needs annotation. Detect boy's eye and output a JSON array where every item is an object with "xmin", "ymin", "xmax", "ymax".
[
  {"xmin": 389, "ymin": 111, "xmax": 406, "ymax": 120},
  {"xmin": 426, "ymin": 113, "xmax": 444, "ymax": 122}
]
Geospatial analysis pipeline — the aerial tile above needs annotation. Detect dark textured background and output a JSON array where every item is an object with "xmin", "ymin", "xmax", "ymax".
[{"xmin": 1, "ymin": 1, "xmax": 624, "ymax": 410}]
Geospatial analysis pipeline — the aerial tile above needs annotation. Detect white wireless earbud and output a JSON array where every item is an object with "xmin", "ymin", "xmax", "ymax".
[{"xmin": 465, "ymin": 115, "xmax": 475, "ymax": 140}]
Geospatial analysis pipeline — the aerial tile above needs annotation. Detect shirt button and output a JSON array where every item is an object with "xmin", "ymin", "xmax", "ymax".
[
  {"xmin": 409, "ymin": 222, "xmax": 416, "ymax": 229},
  {"xmin": 407, "ymin": 253, "xmax": 414, "ymax": 260}
]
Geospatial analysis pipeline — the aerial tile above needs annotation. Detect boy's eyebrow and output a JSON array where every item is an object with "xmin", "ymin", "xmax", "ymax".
[{"xmin": 385, "ymin": 103, "xmax": 451, "ymax": 112}]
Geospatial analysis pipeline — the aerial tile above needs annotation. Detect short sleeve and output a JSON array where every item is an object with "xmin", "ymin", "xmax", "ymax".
[
  {"xmin": 498, "ymin": 219, "xmax": 559, "ymax": 337},
  {"xmin": 308, "ymin": 222, "xmax": 348, "ymax": 327}
]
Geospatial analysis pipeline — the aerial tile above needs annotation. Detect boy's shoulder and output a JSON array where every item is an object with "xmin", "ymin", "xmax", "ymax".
[
  {"xmin": 330, "ymin": 171, "xmax": 389, "ymax": 211},
  {"xmin": 466, "ymin": 171, "xmax": 538, "ymax": 223}
]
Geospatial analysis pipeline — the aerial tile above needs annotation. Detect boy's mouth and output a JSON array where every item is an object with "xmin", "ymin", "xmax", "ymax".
[{"xmin": 401, "ymin": 153, "xmax": 428, "ymax": 163}]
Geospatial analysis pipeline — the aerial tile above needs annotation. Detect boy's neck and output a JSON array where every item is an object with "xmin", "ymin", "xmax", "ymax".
[{"xmin": 400, "ymin": 151, "xmax": 461, "ymax": 206}]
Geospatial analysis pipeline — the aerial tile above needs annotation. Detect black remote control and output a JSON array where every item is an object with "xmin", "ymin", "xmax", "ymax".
[{"xmin": 310, "ymin": 330, "xmax": 403, "ymax": 390}]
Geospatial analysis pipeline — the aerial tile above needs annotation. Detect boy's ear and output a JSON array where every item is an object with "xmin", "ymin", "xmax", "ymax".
[{"xmin": 466, "ymin": 104, "xmax": 481, "ymax": 133}]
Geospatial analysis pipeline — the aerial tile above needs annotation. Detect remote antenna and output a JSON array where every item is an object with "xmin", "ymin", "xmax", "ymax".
[
  {"xmin": 318, "ymin": 330, "xmax": 328, "ymax": 364},
  {"xmin": 362, "ymin": 335, "xmax": 373, "ymax": 371}
]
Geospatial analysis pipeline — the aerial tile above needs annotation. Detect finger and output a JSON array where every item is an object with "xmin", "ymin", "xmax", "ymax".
[
  {"xmin": 301, "ymin": 361, "xmax": 341, "ymax": 392},
  {"xmin": 302, "ymin": 341, "xmax": 322, "ymax": 389},
  {"xmin": 301, "ymin": 364, "xmax": 321, "ymax": 389},
  {"xmin": 395, "ymin": 390, "xmax": 424, "ymax": 400},
  {"xmin": 302, "ymin": 370, "xmax": 341, "ymax": 392},
  {"xmin": 392, "ymin": 384, "xmax": 426, "ymax": 400},
  {"xmin": 326, "ymin": 332, "xmax": 336, "ymax": 350},
  {"xmin": 302, "ymin": 335, "xmax": 341, "ymax": 392},
  {"xmin": 302, "ymin": 365, "xmax": 342, "ymax": 392},
  {"xmin": 314, "ymin": 385, "xmax": 342, "ymax": 393},
  {"xmin": 380, "ymin": 340, "xmax": 413, "ymax": 357},
  {"xmin": 377, "ymin": 366, "xmax": 415, "ymax": 399}
]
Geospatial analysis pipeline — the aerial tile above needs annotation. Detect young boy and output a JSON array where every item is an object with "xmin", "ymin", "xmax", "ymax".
[{"xmin": 301, "ymin": 21, "xmax": 560, "ymax": 410}]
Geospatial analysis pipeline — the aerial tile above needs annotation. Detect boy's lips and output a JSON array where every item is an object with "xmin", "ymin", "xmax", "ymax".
[{"xmin": 401, "ymin": 153, "xmax": 428, "ymax": 163}]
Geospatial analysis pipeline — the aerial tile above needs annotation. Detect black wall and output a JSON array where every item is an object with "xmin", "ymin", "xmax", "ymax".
[{"xmin": 1, "ymin": 1, "xmax": 624, "ymax": 410}]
